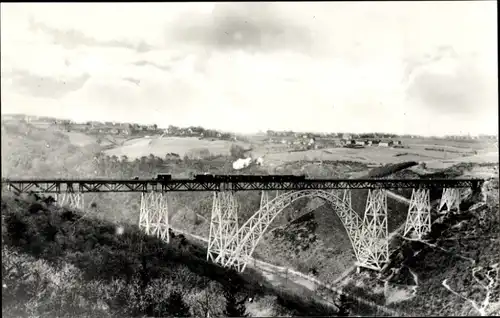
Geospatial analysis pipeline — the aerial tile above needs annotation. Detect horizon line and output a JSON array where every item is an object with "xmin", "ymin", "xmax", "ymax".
[{"xmin": 1, "ymin": 111, "xmax": 497, "ymax": 138}]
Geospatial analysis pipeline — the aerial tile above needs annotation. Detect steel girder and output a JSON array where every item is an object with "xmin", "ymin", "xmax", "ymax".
[
  {"xmin": 55, "ymin": 192, "xmax": 84, "ymax": 210},
  {"xmin": 356, "ymin": 189, "xmax": 389, "ymax": 271},
  {"xmin": 138, "ymin": 192, "xmax": 170, "ymax": 243},
  {"xmin": 222, "ymin": 189, "xmax": 363, "ymax": 272},
  {"xmin": 207, "ymin": 192, "xmax": 241, "ymax": 270},
  {"xmin": 2, "ymin": 178, "xmax": 482, "ymax": 193},
  {"xmin": 439, "ymin": 188, "xmax": 461, "ymax": 213},
  {"xmin": 403, "ymin": 189, "xmax": 432, "ymax": 239}
]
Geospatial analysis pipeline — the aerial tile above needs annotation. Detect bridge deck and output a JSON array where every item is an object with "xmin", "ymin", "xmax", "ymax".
[{"xmin": 1, "ymin": 178, "xmax": 483, "ymax": 193}]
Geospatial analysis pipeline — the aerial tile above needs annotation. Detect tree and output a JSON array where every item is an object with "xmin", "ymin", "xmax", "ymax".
[
  {"xmin": 335, "ymin": 293, "xmax": 351, "ymax": 316},
  {"xmin": 222, "ymin": 274, "xmax": 249, "ymax": 317},
  {"xmin": 230, "ymin": 144, "xmax": 246, "ymax": 159},
  {"xmin": 165, "ymin": 291, "xmax": 191, "ymax": 317}
]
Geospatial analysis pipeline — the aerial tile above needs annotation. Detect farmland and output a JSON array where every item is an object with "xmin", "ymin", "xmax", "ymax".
[
  {"xmin": 95, "ymin": 131, "xmax": 497, "ymax": 168},
  {"xmin": 104, "ymin": 136, "xmax": 251, "ymax": 160}
]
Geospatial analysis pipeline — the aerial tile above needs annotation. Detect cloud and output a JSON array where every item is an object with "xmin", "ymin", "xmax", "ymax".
[
  {"xmin": 28, "ymin": 17, "xmax": 155, "ymax": 52},
  {"xmin": 3, "ymin": 69, "xmax": 90, "ymax": 98},
  {"xmin": 171, "ymin": 2, "xmax": 313, "ymax": 54},
  {"xmin": 405, "ymin": 47, "xmax": 497, "ymax": 118},
  {"xmin": 122, "ymin": 77, "xmax": 141, "ymax": 86},
  {"xmin": 132, "ymin": 61, "xmax": 172, "ymax": 72}
]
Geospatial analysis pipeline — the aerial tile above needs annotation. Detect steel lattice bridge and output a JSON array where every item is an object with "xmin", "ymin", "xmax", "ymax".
[{"xmin": 1, "ymin": 175, "xmax": 484, "ymax": 273}]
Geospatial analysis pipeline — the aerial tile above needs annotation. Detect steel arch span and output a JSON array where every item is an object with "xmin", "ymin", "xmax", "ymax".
[{"xmin": 213, "ymin": 189, "xmax": 389, "ymax": 273}]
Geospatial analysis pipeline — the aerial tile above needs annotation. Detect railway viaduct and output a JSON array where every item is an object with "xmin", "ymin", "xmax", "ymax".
[{"xmin": 2, "ymin": 176, "xmax": 483, "ymax": 273}]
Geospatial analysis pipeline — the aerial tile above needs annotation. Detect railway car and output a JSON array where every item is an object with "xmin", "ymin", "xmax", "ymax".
[
  {"xmin": 156, "ymin": 174, "xmax": 172, "ymax": 181},
  {"xmin": 277, "ymin": 175, "xmax": 306, "ymax": 181},
  {"xmin": 194, "ymin": 174, "xmax": 217, "ymax": 181}
]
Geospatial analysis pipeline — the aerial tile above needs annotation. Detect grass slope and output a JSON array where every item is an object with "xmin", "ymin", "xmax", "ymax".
[{"xmin": 1, "ymin": 193, "xmax": 341, "ymax": 318}]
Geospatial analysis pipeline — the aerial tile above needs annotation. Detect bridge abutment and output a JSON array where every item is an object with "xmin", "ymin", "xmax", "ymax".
[
  {"xmin": 138, "ymin": 192, "xmax": 170, "ymax": 243},
  {"xmin": 357, "ymin": 189, "xmax": 389, "ymax": 271},
  {"xmin": 404, "ymin": 188, "xmax": 432, "ymax": 239}
]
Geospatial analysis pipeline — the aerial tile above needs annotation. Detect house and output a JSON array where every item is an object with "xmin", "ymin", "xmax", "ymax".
[
  {"xmin": 379, "ymin": 140, "xmax": 394, "ymax": 147},
  {"xmin": 72, "ymin": 123, "xmax": 89, "ymax": 131},
  {"xmin": 341, "ymin": 139, "xmax": 355, "ymax": 145},
  {"xmin": 1, "ymin": 114, "xmax": 17, "ymax": 121},
  {"xmin": 308, "ymin": 137, "xmax": 316, "ymax": 146},
  {"xmin": 355, "ymin": 140, "xmax": 365, "ymax": 146},
  {"xmin": 90, "ymin": 121, "xmax": 102, "ymax": 128}
]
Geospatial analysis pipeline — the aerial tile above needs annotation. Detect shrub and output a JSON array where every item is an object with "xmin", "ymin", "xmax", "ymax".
[{"xmin": 230, "ymin": 144, "xmax": 246, "ymax": 159}]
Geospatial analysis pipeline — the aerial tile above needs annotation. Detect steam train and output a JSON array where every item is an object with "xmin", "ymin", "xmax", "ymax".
[
  {"xmin": 152, "ymin": 174, "xmax": 306, "ymax": 182},
  {"xmin": 193, "ymin": 174, "xmax": 306, "ymax": 182}
]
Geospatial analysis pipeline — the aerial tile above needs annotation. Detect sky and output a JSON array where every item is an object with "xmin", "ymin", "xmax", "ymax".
[{"xmin": 1, "ymin": 2, "xmax": 498, "ymax": 136}]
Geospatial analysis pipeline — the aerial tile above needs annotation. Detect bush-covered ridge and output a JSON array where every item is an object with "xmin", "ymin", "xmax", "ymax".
[
  {"xmin": 338, "ymin": 177, "xmax": 500, "ymax": 316},
  {"xmin": 1, "ymin": 193, "xmax": 346, "ymax": 317}
]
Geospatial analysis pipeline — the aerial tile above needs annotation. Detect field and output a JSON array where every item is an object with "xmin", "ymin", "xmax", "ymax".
[
  {"xmin": 94, "ymin": 132, "xmax": 499, "ymax": 171},
  {"xmin": 104, "ymin": 136, "xmax": 252, "ymax": 160}
]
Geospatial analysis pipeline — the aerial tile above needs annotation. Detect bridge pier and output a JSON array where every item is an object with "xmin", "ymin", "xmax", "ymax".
[
  {"xmin": 138, "ymin": 192, "xmax": 170, "ymax": 243},
  {"xmin": 260, "ymin": 190, "xmax": 270, "ymax": 210},
  {"xmin": 342, "ymin": 190, "xmax": 352, "ymax": 209},
  {"xmin": 404, "ymin": 188, "xmax": 431, "ymax": 239},
  {"xmin": 439, "ymin": 188, "xmax": 461, "ymax": 213},
  {"xmin": 357, "ymin": 189, "xmax": 389, "ymax": 271},
  {"xmin": 55, "ymin": 192, "xmax": 84, "ymax": 210},
  {"xmin": 207, "ymin": 191, "xmax": 241, "ymax": 269}
]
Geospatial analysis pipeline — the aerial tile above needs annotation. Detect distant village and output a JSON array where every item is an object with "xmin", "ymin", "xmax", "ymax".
[
  {"xmin": 265, "ymin": 133, "xmax": 404, "ymax": 151},
  {"xmin": 263, "ymin": 130, "xmax": 496, "ymax": 151},
  {"xmin": 2, "ymin": 114, "xmax": 497, "ymax": 150},
  {"xmin": 1, "ymin": 114, "xmax": 235, "ymax": 140}
]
